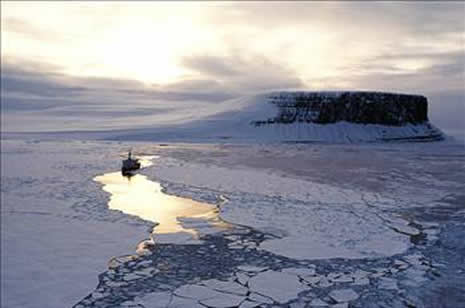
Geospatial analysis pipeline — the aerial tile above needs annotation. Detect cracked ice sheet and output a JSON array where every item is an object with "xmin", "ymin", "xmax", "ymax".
[
  {"xmin": 135, "ymin": 291, "xmax": 172, "ymax": 308},
  {"xmin": 173, "ymin": 284, "xmax": 245, "ymax": 308},
  {"xmin": 1, "ymin": 140, "xmax": 151, "ymax": 308},
  {"xmin": 154, "ymin": 159, "xmax": 410, "ymax": 260},
  {"xmin": 247, "ymin": 270, "xmax": 306, "ymax": 304},
  {"xmin": 155, "ymin": 158, "xmax": 363, "ymax": 204},
  {"xmin": 2, "ymin": 195, "xmax": 149, "ymax": 308},
  {"xmin": 200, "ymin": 278, "xmax": 248, "ymax": 296},
  {"xmin": 329, "ymin": 289, "xmax": 359, "ymax": 303}
]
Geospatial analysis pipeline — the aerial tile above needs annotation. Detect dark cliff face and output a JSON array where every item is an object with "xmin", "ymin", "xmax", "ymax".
[{"xmin": 252, "ymin": 92, "xmax": 429, "ymax": 127}]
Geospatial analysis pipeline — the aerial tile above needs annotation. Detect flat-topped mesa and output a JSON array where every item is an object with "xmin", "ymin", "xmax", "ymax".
[
  {"xmin": 109, "ymin": 90, "xmax": 444, "ymax": 143},
  {"xmin": 253, "ymin": 91, "xmax": 429, "ymax": 127}
]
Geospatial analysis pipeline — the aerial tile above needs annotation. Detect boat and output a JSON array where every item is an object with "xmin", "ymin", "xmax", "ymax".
[{"xmin": 121, "ymin": 151, "xmax": 141, "ymax": 176}]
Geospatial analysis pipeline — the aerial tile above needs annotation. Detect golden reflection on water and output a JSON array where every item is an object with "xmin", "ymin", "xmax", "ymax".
[{"xmin": 94, "ymin": 156, "xmax": 227, "ymax": 237}]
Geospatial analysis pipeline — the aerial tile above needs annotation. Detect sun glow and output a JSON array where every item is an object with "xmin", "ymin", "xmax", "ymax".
[
  {"xmin": 73, "ymin": 23, "xmax": 189, "ymax": 84},
  {"xmin": 2, "ymin": 2, "xmax": 463, "ymax": 88},
  {"xmin": 1, "ymin": 2, "xmax": 219, "ymax": 84}
]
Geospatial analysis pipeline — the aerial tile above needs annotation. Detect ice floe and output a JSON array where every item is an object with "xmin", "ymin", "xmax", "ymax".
[
  {"xmin": 248, "ymin": 270, "xmax": 306, "ymax": 303},
  {"xmin": 328, "ymin": 289, "xmax": 359, "ymax": 303}
]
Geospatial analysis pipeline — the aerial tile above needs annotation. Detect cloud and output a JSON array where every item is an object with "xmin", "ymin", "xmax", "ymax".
[
  {"xmin": 2, "ymin": 52, "xmax": 303, "ymax": 113},
  {"xmin": 221, "ymin": 2, "xmax": 464, "ymax": 38},
  {"xmin": 1, "ymin": 58, "xmax": 235, "ymax": 107},
  {"xmin": 1, "ymin": 58, "xmax": 243, "ymax": 132},
  {"xmin": 1, "ymin": 17, "xmax": 59, "ymax": 41},
  {"xmin": 2, "ymin": 72, "xmax": 86, "ymax": 99},
  {"xmin": 331, "ymin": 49, "xmax": 465, "ymax": 93},
  {"xmin": 3, "ymin": 2, "xmax": 462, "ymax": 88},
  {"xmin": 1, "ymin": 2, "xmax": 463, "ymax": 132},
  {"xmin": 306, "ymin": 48, "xmax": 465, "ymax": 130},
  {"xmin": 181, "ymin": 53, "xmax": 304, "ymax": 93},
  {"xmin": 427, "ymin": 90, "xmax": 465, "ymax": 131},
  {"xmin": 182, "ymin": 56, "xmax": 241, "ymax": 77}
]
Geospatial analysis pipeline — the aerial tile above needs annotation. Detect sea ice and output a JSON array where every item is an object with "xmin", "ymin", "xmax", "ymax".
[
  {"xmin": 282, "ymin": 267, "xmax": 317, "ymax": 277},
  {"xmin": 248, "ymin": 270, "xmax": 306, "ymax": 304},
  {"xmin": 239, "ymin": 300, "xmax": 261, "ymax": 308},
  {"xmin": 235, "ymin": 272, "xmax": 250, "ymax": 286},
  {"xmin": 155, "ymin": 156, "xmax": 411, "ymax": 260},
  {"xmin": 174, "ymin": 284, "xmax": 218, "ymax": 299},
  {"xmin": 200, "ymin": 294, "xmax": 246, "ymax": 308},
  {"xmin": 328, "ymin": 289, "xmax": 359, "ymax": 303},
  {"xmin": 378, "ymin": 277, "xmax": 398, "ymax": 290},
  {"xmin": 332, "ymin": 303, "xmax": 349, "ymax": 308},
  {"xmin": 247, "ymin": 292, "xmax": 274, "ymax": 304},
  {"xmin": 237, "ymin": 265, "xmax": 268, "ymax": 273},
  {"xmin": 136, "ymin": 291, "xmax": 172, "ymax": 308},
  {"xmin": 201, "ymin": 279, "xmax": 248, "ymax": 296},
  {"xmin": 309, "ymin": 298, "xmax": 329, "ymax": 306},
  {"xmin": 168, "ymin": 295, "xmax": 204, "ymax": 308},
  {"xmin": 302, "ymin": 275, "xmax": 322, "ymax": 285},
  {"xmin": 353, "ymin": 278, "xmax": 370, "ymax": 286}
]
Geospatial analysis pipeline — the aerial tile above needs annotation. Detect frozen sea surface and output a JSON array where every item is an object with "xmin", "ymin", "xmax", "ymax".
[
  {"xmin": 150, "ymin": 141, "xmax": 464, "ymax": 260},
  {"xmin": 1, "ymin": 140, "xmax": 154, "ymax": 307},
  {"xmin": 2, "ymin": 138, "xmax": 465, "ymax": 308}
]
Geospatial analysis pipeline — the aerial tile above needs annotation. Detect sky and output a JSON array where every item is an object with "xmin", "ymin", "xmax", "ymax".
[{"xmin": 1, "ymin": 1, "xmax": 464, "ymax": 132}]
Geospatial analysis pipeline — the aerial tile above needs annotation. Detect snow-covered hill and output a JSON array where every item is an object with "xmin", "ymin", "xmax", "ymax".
[{"xmin": 110, "ymin": 91, "xmax": 445, "ymax": 143}]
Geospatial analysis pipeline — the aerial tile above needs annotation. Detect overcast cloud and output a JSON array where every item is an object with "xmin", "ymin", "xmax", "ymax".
[{"xmin": 1, "ymin": 2, "xmax": 463, "ymax": 132}]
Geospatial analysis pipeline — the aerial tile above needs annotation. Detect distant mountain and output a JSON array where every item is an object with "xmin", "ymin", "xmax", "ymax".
[
  {"xmin": 15, "ymin": 91, "xmax": 442, "ymax": 143},
  {"xmin": 111, "ymin": 91, "xmax": 443, "ymax": 143}
]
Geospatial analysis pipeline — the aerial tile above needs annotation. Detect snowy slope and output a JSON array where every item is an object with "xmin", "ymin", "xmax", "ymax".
[{"xmin": 107, "ymin": 92, "xmax": 445, "ymax": 143}]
